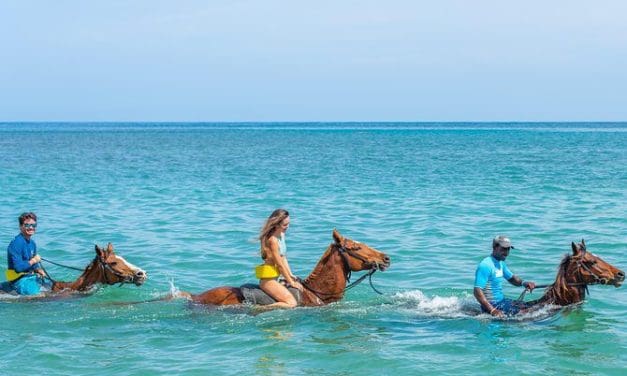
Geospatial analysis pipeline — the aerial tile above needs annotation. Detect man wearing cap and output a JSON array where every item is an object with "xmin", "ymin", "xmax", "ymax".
[{"xmin": 474, "ymin": 236, "xmax": 536, "ymax": 316}]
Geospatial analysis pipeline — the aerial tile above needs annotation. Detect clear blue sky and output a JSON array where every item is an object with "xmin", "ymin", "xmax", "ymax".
[{"xmin": 1, "ymin": 1, "xmax": 626, "ymax": 122}]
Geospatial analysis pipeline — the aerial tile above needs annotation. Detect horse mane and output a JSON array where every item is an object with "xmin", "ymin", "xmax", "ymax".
[
  {"xmin": 302, "ymin": 244, "xmax": 349, "ymax": 304},
  {"xmin": 542, "ymin": 253, "xmax": 583, "ymax": 305},
  {"xmin": 543, "ymin": 254, "xmax": 570, "ymax": 303},
  {"xmin": 303, "ymin": 244, "xmax": 337, "ymax": 286}
]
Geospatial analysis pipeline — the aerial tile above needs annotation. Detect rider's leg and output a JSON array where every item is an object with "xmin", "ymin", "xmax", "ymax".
[
  {"xmin": 13, "ymin": 275, "xmax": 42, "ymax": 295},
  {"xmin": 260, "ymin": 279, "xmax": 297, "ymax": 309}
]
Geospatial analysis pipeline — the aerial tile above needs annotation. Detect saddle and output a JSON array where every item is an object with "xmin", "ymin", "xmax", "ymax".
[{"xmin": 240, "ymin": 283, "xmax": 302, "ymax": 306}]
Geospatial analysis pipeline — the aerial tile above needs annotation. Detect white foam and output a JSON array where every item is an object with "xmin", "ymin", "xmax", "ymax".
[
  {"xmin": 391, "ymin": 290, "xmax": 563, "ymax": 321},
  {"xmin": 393, "ymin": 290, "xmax": 470, "ymax": 318}
]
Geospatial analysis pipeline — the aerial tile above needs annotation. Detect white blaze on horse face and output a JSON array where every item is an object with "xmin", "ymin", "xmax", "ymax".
[{"xmin": 116, "ymin": 255, "xmax": 146, "ymax": 275}]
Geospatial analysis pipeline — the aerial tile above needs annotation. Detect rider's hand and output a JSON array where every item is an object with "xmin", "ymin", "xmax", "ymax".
[
  {"xmin": 35, "ymin": 269, "xmax": 46, "ymax": 277},
  {"xmin": 30, "ymin": 254, "xmax": 41, "ymax": 265},
  {"xmin": 523, "ymin": 281, "xmax": 536, "ymax": 292},
  {"xmin": 490, "ymin": 308, "xmax": 505, "ymax": 318},
  {"xmin": 290, "ymin": 280, "xmax": 304, "ymax": 291}
]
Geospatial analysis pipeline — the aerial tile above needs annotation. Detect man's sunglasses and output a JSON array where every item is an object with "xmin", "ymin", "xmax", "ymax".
[{"xmin": 23, "ymin": 223, "xmax": 37, "ymax": 229}]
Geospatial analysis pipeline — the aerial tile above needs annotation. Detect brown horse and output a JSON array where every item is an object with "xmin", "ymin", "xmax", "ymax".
[
  {"xmin": 524, "ymin": 240, "xmax": 624, "ymax": 309},
  {"xmin": 49, "ymin": 243, "xmax": 147, "ymax": 292},
  {"xmin": 1, "ymin": 243, "xmax": 147, "ymax": 297},
  {"xmin": 185, "ymin": 229, "xmax": 391, "ymax": 306}
]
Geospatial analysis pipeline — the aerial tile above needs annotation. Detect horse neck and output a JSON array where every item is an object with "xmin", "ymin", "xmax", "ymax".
[
  {"xmin": 303, "ymin": 245, "xmax": 348, "ymax": 304},
  {"xmin": 540, "ymin": 258, "xmax": 585, "ymax": 306},
  {"xmin": 52, "ymin": 259, "xmax": 105, "ymax": 292}
]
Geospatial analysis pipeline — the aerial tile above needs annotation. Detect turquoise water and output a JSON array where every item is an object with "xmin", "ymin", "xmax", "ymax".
[{"xmin": 1, "ymin": 123, "xmax": 625, "ymax": 375}]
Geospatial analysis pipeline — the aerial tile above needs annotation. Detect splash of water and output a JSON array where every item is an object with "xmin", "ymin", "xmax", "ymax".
[{"xmin": 392, "ymin": 289, "xmax": 563, "ymax": 322}]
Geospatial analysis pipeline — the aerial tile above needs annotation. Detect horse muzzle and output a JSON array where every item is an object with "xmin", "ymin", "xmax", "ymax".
[
  {"xmin": 613, "ymin": 270, "xmax": 625, "ymax": 287},
  {"xmin": 132, "ymin": 270, "xmax": 147, "ymax": 286},
  {"xmin": 375, "ymin": 255, "xmax": 391, "ymax": 271}
]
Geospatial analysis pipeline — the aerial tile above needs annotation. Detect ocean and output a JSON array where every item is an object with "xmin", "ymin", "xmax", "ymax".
[{"xmin": 1, "ymin": 122, "xmax": 625, "ymax": 375}]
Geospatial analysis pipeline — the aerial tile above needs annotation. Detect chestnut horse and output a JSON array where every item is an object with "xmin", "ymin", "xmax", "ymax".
[
  {"xmin": 522, "ymin": 240, "xmax": 624, "ymax": 311},
  {"xmin": 1, "ymin": 243, "xmax": 147, "ymax": 297},
  {"xmin": 185, "ymin": 229, "xmax": 391, "ymax": 306}
]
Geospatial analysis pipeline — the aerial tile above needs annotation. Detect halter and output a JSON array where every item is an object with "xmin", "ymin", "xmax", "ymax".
[
  {"xmin": 300, "ymin": 243, "xmax": 383, "ymax": 302},
  {"xmin": 572, "ymin": 249, "xmax": 608, "ymax": 286},
  {"xmin": 94, "ymin": 255, "xmax": 136, "ymax": 286}
]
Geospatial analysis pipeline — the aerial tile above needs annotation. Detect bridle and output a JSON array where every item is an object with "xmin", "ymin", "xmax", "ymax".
[
  {"xmin": 561, "ymin": 248, "xmax": 613, "ymax": 298},
  {"xmin": 94, "ymin": 255, "xmax": 136, "ymax": 286},
  {"xmin": 300, "ymin": 243, "xmax": 384, "ymax": 302}
]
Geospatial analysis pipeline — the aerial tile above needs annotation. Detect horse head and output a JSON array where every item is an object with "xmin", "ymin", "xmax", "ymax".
[
  {"xmin": 94, "ymin": 243, "xmax": 147, "ymax": 286},
  {"xmin": 569, "ymin": 239, "xmax": 624, "ymax": 287},
  {"xmin": 332, "ymin": 229, "xmax": 391, "ymax": 272}
]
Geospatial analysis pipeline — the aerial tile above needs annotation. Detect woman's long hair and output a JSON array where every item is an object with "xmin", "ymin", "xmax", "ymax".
[{"xmin": 259, "ymin": 209, "xmax": 289, "ymax": 259}]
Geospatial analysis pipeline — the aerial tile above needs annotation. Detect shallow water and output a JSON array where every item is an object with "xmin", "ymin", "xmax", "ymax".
[{"xmin": 1, "ymin": 123, "xmax": 626, "ymax": 375}]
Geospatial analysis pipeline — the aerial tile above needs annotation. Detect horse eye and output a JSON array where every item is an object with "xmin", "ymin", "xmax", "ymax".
[{"xmin": 109, "ymin": 262, "xmax": 118, "ymax": 266}]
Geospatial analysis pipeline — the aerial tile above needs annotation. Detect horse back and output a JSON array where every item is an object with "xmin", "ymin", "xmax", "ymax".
[{"xmin": 191, "ymin": 286, "xmax": 244, "ymax": 305}]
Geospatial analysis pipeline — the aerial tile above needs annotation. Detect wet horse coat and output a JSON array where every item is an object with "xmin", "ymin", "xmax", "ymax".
[
  {"xmin": 520, "ymin": 240, "xmax": 624, "ymax": 313},
  {"xmin": 186, "ymin": 229, "xmax": 391, "ymax": 306}
]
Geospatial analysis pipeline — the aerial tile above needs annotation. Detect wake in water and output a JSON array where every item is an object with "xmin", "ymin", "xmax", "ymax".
[
  {"xmin": 0, "ymin": 284, "xmax": 97, "ymax": 302},
  {"xmin": 391, "ymin": 289, "xmax": 564, "ymax": 322}
]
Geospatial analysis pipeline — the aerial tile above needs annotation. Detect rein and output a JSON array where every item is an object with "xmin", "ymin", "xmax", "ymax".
[
  {"xmin": 41, "ymin": 257, "xmax": 83, "ymax": 271},
  {"xmin": 40, "ymin": 257, "xmax": 84, "ymax": 285},
  {"xmin": 42, "ymin": 256, "xmax": 133, "ymax": 286},
  {"xmin": 300, "ymin": 243, "xmax": 383, "ymax": 301}
]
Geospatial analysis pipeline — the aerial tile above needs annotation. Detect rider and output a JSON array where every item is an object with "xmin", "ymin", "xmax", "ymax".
[
  {"xmin": 256, "ymin": 209, "xmax": 303, "ymax": 309},
  {"xmin": 6, "ymin": 212, "xmax": 50, "ymax": 295},
  {"xmin": 474, "ymin": 235, "xmax": 537, "ymax": 317}
]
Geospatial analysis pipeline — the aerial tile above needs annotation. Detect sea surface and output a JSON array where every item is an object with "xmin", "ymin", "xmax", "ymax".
[{"xmin": 0, "ymin": 122, "xmax": 625, "ymax": 375}]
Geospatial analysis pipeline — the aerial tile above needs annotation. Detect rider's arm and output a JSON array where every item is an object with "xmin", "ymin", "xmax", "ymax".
[
  {"xmin": 508, "ymin": 275, "xmax": 536, "ymax": 290},
  {"xmin": 508, "ymin": 275, "xmax": 523, "ymax": 286},
  {"xmin": 281, "ymin": 255, "xmax": 297, "ymax": 281},
  {"xmin": 266, "ymin": 238, "xmax": 297, "ymax": 286},
  {"xmin": 473, "ymin": 287, "xmax": 499, "ymax": 315},
  {"xmin": 7, "ymin": 243, "xmax": 39, "ymax": 273}
]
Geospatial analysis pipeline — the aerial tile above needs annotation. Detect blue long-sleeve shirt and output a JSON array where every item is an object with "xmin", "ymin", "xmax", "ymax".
[{"xmin": 7, "ymin": 233, "xmax": 39, "ymax": 273}]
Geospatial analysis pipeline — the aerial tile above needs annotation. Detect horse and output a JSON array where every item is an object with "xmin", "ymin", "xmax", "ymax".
[
  {"xmin": 183, "ymin": 229, "xmax": 391, "ymax": 306},
  {"xmin": 1, "ymin": 243, "xmax": 147, "ymax": 297},
  {"xmin": 520, "ymin": 239, "xmax": 623, "ymax": 312}
]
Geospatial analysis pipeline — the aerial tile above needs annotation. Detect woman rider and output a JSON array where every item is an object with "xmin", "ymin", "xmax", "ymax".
[{"xmin": 256, "ymin": 209, "xmax": 303, "ymax": 308}]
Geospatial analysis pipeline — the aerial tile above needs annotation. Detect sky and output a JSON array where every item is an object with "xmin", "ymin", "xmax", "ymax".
[{"xmin": 1, "ymin": 1, "xmax": 626, "ymax": 122}]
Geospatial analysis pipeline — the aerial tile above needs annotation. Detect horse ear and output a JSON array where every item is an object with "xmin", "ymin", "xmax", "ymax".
[
  {"xmin": 107, "ymin": 243, "xmax": 114, "ymax": 253},
  {"xmin": 572, "ymin": 242, "xmax": 581, "ymax": 256},
  {"xmin": 581, "ymin": 239, "xmax": 586, "ymax": 249},
  {"xmin": 333, "ymin": 229, "xmax": 343, "ymax": 244},
  {"xmin": 95, "ymin": 244, "xmax": 105, "ymax": 257}
]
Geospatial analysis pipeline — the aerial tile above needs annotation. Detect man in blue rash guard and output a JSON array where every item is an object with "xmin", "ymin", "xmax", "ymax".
[
  {"xmin": 6, "ymin": 212, "xmax": 50, "ymax": 295},
  {"xmin": 474, "ymin": 236, "xmax": 537, "ymax": 317}
]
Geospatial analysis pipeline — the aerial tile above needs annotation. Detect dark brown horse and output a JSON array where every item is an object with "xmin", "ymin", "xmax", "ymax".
[
  {"xmin": 183, "ymin": 229, "xmax": 391, "ymax": 306},
  {"xmin": 1, "ymin": 243, "xmax": 147, "ymax": 297},
  {"xmin": 524, "ymin": 240, "xmax": 624, "ymax": 309}
]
